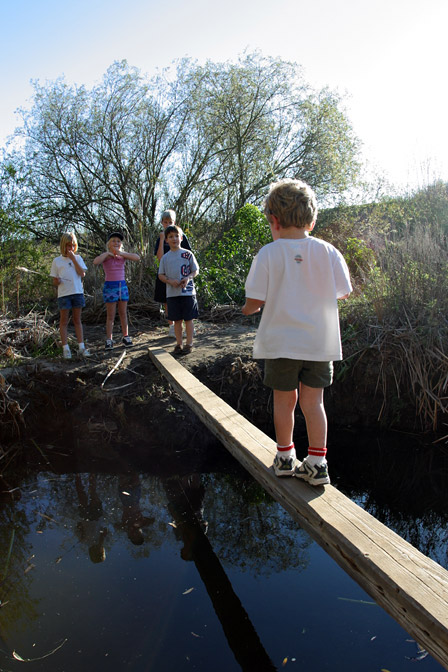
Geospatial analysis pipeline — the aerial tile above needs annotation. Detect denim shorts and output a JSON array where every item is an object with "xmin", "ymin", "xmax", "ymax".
[
  {"xmin": 167, "ymin": 295, "xmax": 199, "ymax": 321},
  {"xmin": 57, "ymin": 293, "xmax": 85, "ymax": 310},
  {"xmin": 264, "ymin": 358, "xmax": 334, "ymax": 391},
  {"xmin": 103, "ymin": 281, "xmax": 129, "ymax": 303}
]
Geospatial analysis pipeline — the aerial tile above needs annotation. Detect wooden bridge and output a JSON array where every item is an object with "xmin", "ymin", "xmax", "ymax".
[{"xmin": 149, "ymin": 346, "xmax": 448, "ymax": 670}]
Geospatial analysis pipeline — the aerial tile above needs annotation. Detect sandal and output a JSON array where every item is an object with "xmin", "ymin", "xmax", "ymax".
[
  {"xmin": 183, "ymin": 344, "xmax": 193, "ymax": 354},
  {"xmin": 173, "ymin": 344, "xmax": 183, "ymax": 355}
]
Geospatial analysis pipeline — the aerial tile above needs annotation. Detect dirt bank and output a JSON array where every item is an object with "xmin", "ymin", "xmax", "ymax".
[{"xmin": 1, "ymin": 317, "xmax": 442, "ymax": 466}]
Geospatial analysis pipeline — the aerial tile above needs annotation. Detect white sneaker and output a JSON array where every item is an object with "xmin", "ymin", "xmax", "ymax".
[
  {"xmin": 63, "ymin": 348, "xmax": 72, "ymax": 359},
  {"xmin": 79, "ymin": 348, "xmax": 91, "ymax": 357},
  {"xmin": 168, "ymin": 324, "xmax": 175, "ymax": 338}
]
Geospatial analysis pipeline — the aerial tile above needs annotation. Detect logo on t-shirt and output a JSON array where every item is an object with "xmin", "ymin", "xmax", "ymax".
[{"xmin": 294, "ymin": 254, "xmax": 303, "ymax": 264}]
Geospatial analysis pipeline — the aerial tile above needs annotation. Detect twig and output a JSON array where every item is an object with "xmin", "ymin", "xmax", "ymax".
[
  {"xmin": 101, "ymin": 351, "xmax": 126, "ymax": 388},
  {"xmin": 104, "ymin": 381, "xmax": 136, "ymax": 392}
]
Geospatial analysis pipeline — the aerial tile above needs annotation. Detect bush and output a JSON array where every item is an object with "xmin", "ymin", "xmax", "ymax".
[{"xmin": 196, "ymin": 204, "xmax": 270, "ymax": 307}]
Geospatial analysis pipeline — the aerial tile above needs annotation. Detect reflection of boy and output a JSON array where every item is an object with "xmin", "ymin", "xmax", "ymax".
[
  {"xmin": 158, "ymin": 224, "xmax": 199, "ymax": 355},
  {"xmin": 75, "ymin": 474, "xmax": 107, "ymax": 563},
  {"xmin": 119, "ymin": 474, "xmax": 154, "ymax": 546},
  {"xmin": 242, "ymin": 178, "xmax": 352, "ymax": 486}
]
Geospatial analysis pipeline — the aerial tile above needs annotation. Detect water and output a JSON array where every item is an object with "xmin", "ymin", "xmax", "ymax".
[{"xmin": 0, "ymin": 434, "xmax": 446, "ymax": 672}]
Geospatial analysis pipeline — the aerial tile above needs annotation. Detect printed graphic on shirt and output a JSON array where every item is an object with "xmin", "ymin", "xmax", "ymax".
[{"xmin": 294, "ymin": 254, "xmax": 303, "ymax": 264}]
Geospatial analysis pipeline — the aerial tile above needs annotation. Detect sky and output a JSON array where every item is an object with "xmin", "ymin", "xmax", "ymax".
[{"xmin": 1, "ymin": 0, "xmax": 447, "ymax": 192}]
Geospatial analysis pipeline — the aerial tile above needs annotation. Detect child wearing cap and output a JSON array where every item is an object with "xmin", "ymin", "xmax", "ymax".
[{"xmin": 93, "ymin": 232, "xmax": 140, "ymax": 349}]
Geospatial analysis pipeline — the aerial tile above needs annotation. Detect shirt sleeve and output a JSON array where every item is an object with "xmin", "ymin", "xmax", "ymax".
[
  {"xmin": 245, "ymin": 253, "xmax": 268, "ymax": 301},
  {"xmin": 189, "ymin": 252, "xmax": 199, "ymax": 274},
  {"xmin": 76, "ymin": 255, "xmax": 87, "ymax": 272},
  {"xmin": 158, "ymin": 255, "xmax": 166, "ymax": 276},
  {"xmin": 50, "ymin": 258, "xmax": 58, "ymax": 278},
  {"xmin": 332, "ymin": 250, "xmax": 353, "ymax": 298}
]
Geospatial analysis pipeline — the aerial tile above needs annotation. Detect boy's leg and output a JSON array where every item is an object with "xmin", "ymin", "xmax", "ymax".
[
  {"xmin": 185, "ymin": 320, "xmax": 194, "ymax": 347},
  {"xmin": 298, "ymin": 383, "xmax": 327, "ymax": 447},
  {"xmin": 272, "ymin": 389, "xmax": 298, "ymax": 476},
  {"xmin": 295, "ymin": 383, "xmax": 330, "ymax": 485},
  {"xmin": 174, "ymin": 320, "xmax": 183, "ymax": 346},
  {"xmin": 273, "ymin": 389, "xmax": 298, "ymax": 446}
]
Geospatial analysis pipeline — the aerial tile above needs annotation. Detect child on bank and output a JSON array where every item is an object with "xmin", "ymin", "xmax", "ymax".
[
  {"xmin": 93, "ymin": 232, "xmax": 140, "ymax": 349},
  {"xmin": 154, "ymin": 209, "xmax": 192, "ymax": 337},
  {"xmin": 50, "ymin": 232, "xmax": 90, "ymax": 359},
  {"xmin": 242, "ymin": 179, "xmax": 352, "ymax": 486},
  {"xmin": 158, "ymin": 224, "xmax": 199, "ymax": 354}
]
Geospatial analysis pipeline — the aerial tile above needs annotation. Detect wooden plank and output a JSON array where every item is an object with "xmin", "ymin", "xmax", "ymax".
[{"xmin": 149, "ymin": 346, "xmax": 448, "ymax": 669}]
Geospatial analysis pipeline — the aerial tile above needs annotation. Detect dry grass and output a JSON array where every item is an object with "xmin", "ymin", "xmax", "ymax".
[{"xmin": 0, "ymin": 312, "xmax": 60, "ymax": 361}]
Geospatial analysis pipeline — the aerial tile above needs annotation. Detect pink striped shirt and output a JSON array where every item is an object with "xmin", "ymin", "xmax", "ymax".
[{"xmin": 103, "ymin": 255, "xmax": 125, "ymax": 281}]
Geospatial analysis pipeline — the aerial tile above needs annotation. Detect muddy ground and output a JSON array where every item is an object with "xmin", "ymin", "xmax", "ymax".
[{"xmin": 1, "ymin": 316, "xmax": 442, "ymax": 475}]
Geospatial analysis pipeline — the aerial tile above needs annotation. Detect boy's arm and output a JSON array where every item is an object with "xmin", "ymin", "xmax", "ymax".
[
  {"xmin": 156, "ymin": 234, "xmax": 165, "ymax": 261},
  {"xmin": 158, "ymin": 273, "xmax": 180, "ymax": 288},
  {"xmin": 179, "ymin": 269, "xmax": 198, "ymax": 288},
  {"xmin": 241, "ymin": 298, "xmax": 264, "ymax": 315}
]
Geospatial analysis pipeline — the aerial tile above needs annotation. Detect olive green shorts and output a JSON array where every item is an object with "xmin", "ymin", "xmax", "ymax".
[{"xmin": 263, "ymin": 358, "xmax": 334, "ymax": 391}]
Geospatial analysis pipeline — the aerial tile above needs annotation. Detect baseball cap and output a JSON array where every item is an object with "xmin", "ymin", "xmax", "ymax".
[{"xmin": 107, "ymin": 231, "xmax": 124, "ymax": 241}]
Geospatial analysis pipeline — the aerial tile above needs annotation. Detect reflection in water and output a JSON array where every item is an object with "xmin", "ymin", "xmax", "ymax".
[
  {"xmin": 75, "ymin": 474, "xmax": 108, "ymax": 563},
  {"xmin": 118, "ymin": 472, "xmax": 154, "ymax": 545},
  {"xmin": 0, "ymin": 434, "xmax": 446, "ymax": 671},
  {"xmin": 164, "ymin": 474, "xmax": 276, "ymax": 671},
  {"xmin": 331, "ymin": 430, "xmax": 448, "ymax": 568}
]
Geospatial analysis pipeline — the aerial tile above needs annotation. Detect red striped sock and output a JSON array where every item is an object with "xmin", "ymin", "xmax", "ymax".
[
  {"xmin": 277, "ymin": 443, "xmax": 295, "ymax": 452},
  {"xmin": 308, "ymin": 447, "xmax": 327, "ymax": 466},
  {"xmin": 308, "ymin": 447, "xmax": 327, "ymax": 457}
]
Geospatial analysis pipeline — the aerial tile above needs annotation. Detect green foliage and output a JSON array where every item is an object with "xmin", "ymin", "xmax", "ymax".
[
  {"xmin": 8, "ymin": 52, "xmax": 361, "ymax": 251},
  {"xmin": 196, "ymin": 204, "xmax": 270, "ymax": 307},
  {"xmin": 344, "ymin": 236, "xmax": 377, "ymax": 281}
]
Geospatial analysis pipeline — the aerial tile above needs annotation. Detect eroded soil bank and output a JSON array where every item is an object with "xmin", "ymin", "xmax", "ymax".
[{"xmin": 1, "ymin": 318, "xmax": 445, "ymax": 474}]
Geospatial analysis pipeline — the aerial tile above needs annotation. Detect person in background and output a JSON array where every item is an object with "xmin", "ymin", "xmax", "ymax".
[
  {"xmin": 153, "ymin": 209, "xmax": 192, "ymax": 338},
  {"xmin": 50, "ymin": 231, "xmax": 90, "ymax": 359},
  {"xmin": 242, "ymin": 179, "xmax": 352, "ymax": 486},
  {"xmin": 158, "ymin": 224, "xmax": 199, "ymax": 355},
  {"xmin": 93, "ymin": 231, "xmax": 140, "ymax": 350}
]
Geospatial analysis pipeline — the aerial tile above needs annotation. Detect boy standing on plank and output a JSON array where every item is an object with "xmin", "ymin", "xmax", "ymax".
[{"xmin": 242, "ymin": 179, "xmax": 352, "ymax": 485}]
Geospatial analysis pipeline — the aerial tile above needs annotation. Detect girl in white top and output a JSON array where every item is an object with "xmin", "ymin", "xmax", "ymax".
[{"xmin": 50, "ymin": 232, "xmax": 90, "ymax": 359}]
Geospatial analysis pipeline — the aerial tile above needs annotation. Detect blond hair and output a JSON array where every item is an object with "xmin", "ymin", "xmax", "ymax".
[
  {"xmin": 60, "ymin": 232, "xmax": 78, "ymax": 256},
  {"xmin": 161, "ymin": 209, "xmax": 176, "ymax": 223},
  {"xmin": 264, "ymin": 178, "xmax": 318, "ymax": 229}
]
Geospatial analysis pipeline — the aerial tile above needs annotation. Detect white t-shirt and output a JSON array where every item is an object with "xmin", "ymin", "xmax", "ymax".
[
  {"xmin": 158, "ymin": 248, "xmax": 199, "ymax": 298},
  {"xmin": 245, "ymin": 236, "xmax": 352, "ymax": 362},
  {"xmin": 50, "ymin": 255, "xmax": 87, "ymax": 298}
]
